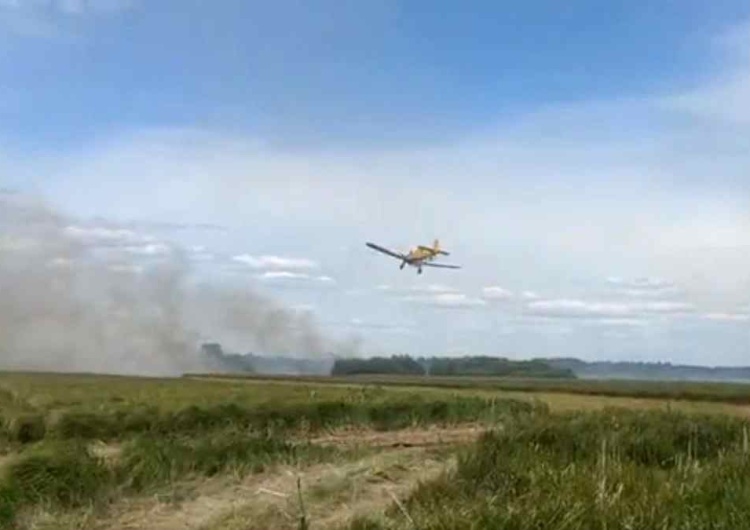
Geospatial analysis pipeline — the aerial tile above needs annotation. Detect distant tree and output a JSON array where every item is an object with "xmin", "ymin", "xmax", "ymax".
[
  {"xmin": 200, "ymin": 342, "xmax": 255, "ymax": 373},
  {"xmin": 331, "ymin": 354, "xmax": 575, "ymax": 379},
  {"xmin": 331, "ymin": 355, "xmax": 425, "ymax": 376}
]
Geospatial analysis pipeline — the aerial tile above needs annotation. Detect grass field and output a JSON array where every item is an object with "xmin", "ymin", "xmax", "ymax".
[
  {"xmin": 0, "ymin": 371, "xmax": 748, "ymax": 529},
  {"xmin": 190, "ymin": 372, "xmax": 750, "ymax": 405}
]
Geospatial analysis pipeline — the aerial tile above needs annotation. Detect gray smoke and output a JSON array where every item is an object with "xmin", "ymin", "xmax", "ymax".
[{"xmin": 0, "ymin": 192, "xmax": 353, "ymax": 376}]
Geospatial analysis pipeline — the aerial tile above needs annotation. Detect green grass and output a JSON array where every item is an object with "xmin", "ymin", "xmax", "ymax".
[
  {"xmin": 354, "ymin": 408, "xmax": 750, "ymax": 530},
  {"xmin": 0, "ymin": 372, "xmax": 545, "ymax": 443},
  {"xmin": 116, "ymin": 429, "xmax": 335, "ymax": 492},
  {"xmin": 45, "ymin": 393, "xmax": 541, "ymax": 441},
  {"xmin": 191, "ymin": 372, "xmax": 750, "ymax": 405},
  {"xmin": 0, "ymin": 440, "xmax": 108, "ymax": 527},
  {"xmin": 0, "ymin": 432, "xmax": 335, "ymax": 529},
  {"xmin": 2, "ymin": 371, "xmax": 750, "ymax": 529},
  {"xmin": 0, "ymin": 372, "xmax": 548, "ymax": 529}
]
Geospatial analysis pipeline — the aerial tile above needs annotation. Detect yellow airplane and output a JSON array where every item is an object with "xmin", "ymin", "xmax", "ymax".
[{"xmin": 366, "ymin": 239, "xmax": 461, "ymax": 274}]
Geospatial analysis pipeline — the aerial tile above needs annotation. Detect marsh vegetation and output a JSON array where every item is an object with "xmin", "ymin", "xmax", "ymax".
[{"xmin": 0, "ymin": 372, "xmax": 747, "ymax": 529}]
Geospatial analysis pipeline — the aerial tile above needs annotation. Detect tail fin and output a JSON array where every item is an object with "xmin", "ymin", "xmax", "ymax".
[
  {"xmin": 433, "ymin": 239, "xmax": 449, "ymax": 256},
  {"xmin": 420, "ymin": 239, "xmax": 449, "ymax": 255}
]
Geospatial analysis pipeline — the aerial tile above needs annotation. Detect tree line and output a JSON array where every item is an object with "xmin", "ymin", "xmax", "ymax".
[
  {"xmin": 201, "ymin": 344, "xmax": 576, "ymax": 379},
  {"xmin": 331, "ymin": 355, "xmax": 576, "ymax": 379}
]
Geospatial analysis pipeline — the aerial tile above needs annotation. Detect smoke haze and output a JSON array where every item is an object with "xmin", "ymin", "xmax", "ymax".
[{"xmin": 0, "ymin": 192, "xmax": 348, "ymax": 376}]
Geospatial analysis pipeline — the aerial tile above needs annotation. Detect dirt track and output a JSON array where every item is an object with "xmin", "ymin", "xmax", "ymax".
[
  {"xmin": 307, "ymin": 423, "xmax": 487, "ymax": 448},
  {"xmin": 75, "ymin": 424, "xmax": 481, "ymax": 530}
]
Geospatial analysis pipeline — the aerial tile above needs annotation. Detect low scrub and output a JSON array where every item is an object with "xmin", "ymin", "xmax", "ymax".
[
  {"xmin": 356, "ymin": 408, "xmax": 750, "ymax": 530},
  {"xmin": 44, "ymin": 395, "xmax": 543, "ymax": 442}
]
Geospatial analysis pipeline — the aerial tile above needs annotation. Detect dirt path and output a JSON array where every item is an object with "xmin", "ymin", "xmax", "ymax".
[
  {"xmin": 306, "ymin": 423, "xmax": 487, "ymax": 449},
  {"xmin": 206, "ymin": 447, "xmax": 449, "ymax": 530},
  {"xmin": 82, "ymin": 425, "xmax": 478, "ymax": 530}
]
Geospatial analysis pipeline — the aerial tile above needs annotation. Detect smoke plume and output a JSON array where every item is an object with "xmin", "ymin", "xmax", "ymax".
[{"xmin": 0, "ymin": 192, "xmax": 349, "ymax": 376}]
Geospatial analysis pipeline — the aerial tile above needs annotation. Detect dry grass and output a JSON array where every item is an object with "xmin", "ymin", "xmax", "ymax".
[
  {"xmin": 205, "ymin": 446, "xmax": 451, "ymax": 530},
  {"xmin": 57, "ymin": 442, "xmax": 454, "ymax": 530}
]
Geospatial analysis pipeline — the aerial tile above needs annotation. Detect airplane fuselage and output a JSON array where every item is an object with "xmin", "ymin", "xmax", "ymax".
[{"xmin": 399, "ymin": 247, "xmax": 439, "ymax": 273}]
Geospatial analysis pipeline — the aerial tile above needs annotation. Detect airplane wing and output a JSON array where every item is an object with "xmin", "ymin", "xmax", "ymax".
[
  {"xmin": 422, "ymin": 262, "xmax": 461, "ymax": 269},
  {"xmin": 366, "ymin": 242, "xmax": 406, "ymax": 260},
  {"xmin": 418, "ymin": 245, "xmax": 450, "ymax": 256}
]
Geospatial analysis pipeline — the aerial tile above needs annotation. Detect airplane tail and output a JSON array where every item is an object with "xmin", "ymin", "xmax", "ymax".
[
  {"xmin": 419, "ymin": 239, "xmax": 449, "ymax": 255},
  {"xmin": 433, "ymin": 239, "xmax": 449, "ymax": 256}
]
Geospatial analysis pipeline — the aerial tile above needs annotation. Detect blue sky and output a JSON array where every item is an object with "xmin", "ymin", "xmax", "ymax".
[{"xmin": 2, "ymin": 0, "xmax": 750, "ymax": 366}]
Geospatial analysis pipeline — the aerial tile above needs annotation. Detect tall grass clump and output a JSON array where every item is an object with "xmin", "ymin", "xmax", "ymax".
[
  {"xmin": 0, "ymin": 431, "xmax": 335, "ymax": 527},
  {"xmin": 4, "ymin": 415, "xmax": 46, "ymax": 445},
  {"xmin": 358, "ymin": 408, "xmax": 750, "ymax": 530},
  {"xmin": 44, "ymin": 395, "xmax": 544, "ymax": 442},
  {"xmin": 116, "ymin": 430, "xmax": 332, "ymax": 492},
  {"xmin": 0, "ymin": 441, "xmax": 111, "ymax": 528}
]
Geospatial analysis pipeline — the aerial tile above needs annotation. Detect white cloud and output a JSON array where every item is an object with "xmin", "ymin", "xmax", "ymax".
[
  {"xmin": 377, "ymin": 283, "xmax": 460, "ymax": 295},
  {"xmin": 702, "ymin": 312, "xmax": 750, "ymax": 323},
  {"xmin": 482, "ymin": 286, "xmax": 514, "ymax": 300},
  {"xmin": 47, "ymin": 257, "xmax": 73, "ymax": 268},
  {"xmin": 525, "ymin": 299, "xmax": 695, "ymax": 320},
  {"xmin": 341, "ymin": 318, "xmax": 414, "ymax": 334},
  {"xmin": 259, "ymin": 271, "xmax": 308, "ymax": 280},
  {"xmin": 64, "ymin": 225, "xmax": 145, "ymax": 244},
  {"xmin": 666, "ymin": 73, "xmax": 750, "ymax": 124},
  {"xmin": 402, "ymin": 292, "xmax": 487, "ymax": 309},
  {"xmin": 657, "ymin": 21, "xmax": 750, "ymax": 126},
  {"xmin": 122, "ymin": 243, "xmax": 171, "ymax": 256},
  {"xmin": 606, "ymin": 276, "xmax": 682, "ymax": 298},
  {"xmin": 257, "ymin": 271, "xmax": 335, "ymax": 284},
  {"xmin": 232, "ymin": 254, "xmax": 318, "ymax": 270},
  {"xmin": 1, "ymin": 0, "xmax": 135, "ymax": 16},
  {"xmin": 415, "ymin": 284, "xmax": 459, "ymax": 294},
  {"xmin": 591, "ymin": 318, "xmax": 649, "ymax": 328},
  {"xmin": 606, "ymin": 276, "xmax": 674, "ymax": 290},
  {"xmin": 108, "ymin": 263, "xmax": 143, "ymax": 274},
  {"xmin": 61, "ymin": 225, "xmax": 174, "ymax": 259},
  {"xmin": 189, "ymin": 251, "xmax": 214, "ymax": 262},
  {"xmin": 0, "ymin": 0, "xmax": 136, "ymax": 38}
]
